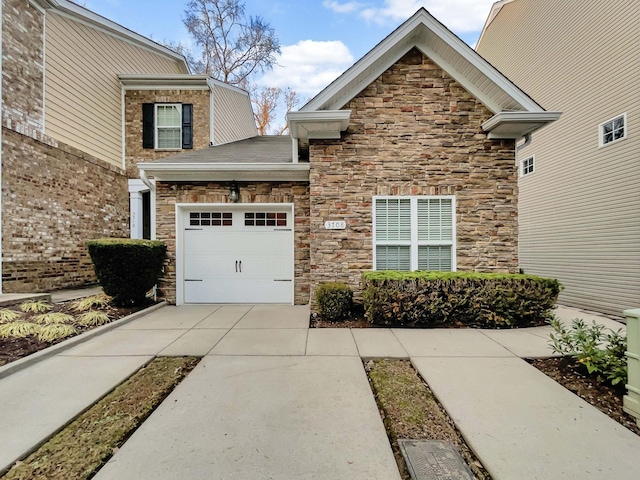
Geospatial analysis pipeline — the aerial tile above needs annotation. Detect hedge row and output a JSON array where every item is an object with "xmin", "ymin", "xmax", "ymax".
[{"xmin": 362, "ymin": 271, "xmax": 562, "ymax": 328}]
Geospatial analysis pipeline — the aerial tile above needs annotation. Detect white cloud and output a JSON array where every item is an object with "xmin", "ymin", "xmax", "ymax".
[
  {"xmin": 322, "ymin": 0, "xmax": 365, "ymax": 14},
  {"xmin": 325, "ymin": 0, "xmax": 496, "ymax": 34},
  {"xmin": 256, "ymin": 39, "xmax": 355, "ymax": 98}
]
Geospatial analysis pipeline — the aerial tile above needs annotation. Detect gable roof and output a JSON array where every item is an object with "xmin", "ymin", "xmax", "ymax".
[
  {"xmin": 31, "ymin": 0, "xmax": 188, "ymax": 71},
  {"xmin": 301, "ymin": 7, "xmax": 538, "ymax": 114},
  {"xmin": 290, "ymin": 7, "xmax": 559, "ymax": 144}
]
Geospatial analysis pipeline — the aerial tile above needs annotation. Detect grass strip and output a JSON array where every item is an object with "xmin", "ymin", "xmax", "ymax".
[
  {"xmin": 366, "ymin": 359, "xmax": 491, "ymax": 480},
  {"xmin": 2, "ymin": 356, "xmax": 199, "ymax": 480}
]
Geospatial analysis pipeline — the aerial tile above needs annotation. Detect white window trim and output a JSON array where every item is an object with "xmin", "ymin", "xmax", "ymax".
[
  {"xmin": 599, "ymin": 112, "xmax": 627, "ymax": 147},
  {"xmin": 155, "ymin": 103, "xmax": 182, "ymax": 151},
  {"xmin": 372, "ymin": 195, "xmax": 457, "ymax": 272},
  {"xmin": 520, "ymin": 155, "xmax": 535, "ymax": 177}
]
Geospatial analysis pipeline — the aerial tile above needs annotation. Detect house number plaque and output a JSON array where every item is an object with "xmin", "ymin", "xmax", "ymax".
[{"xmin": 324, "ymin": 220, "xmax": 346, "ymax": 230}]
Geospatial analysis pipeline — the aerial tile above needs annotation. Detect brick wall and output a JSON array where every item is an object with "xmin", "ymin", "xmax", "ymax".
[
  {"xmin": 124, "ymin": 89, "xmax": 210, "ymax": 177},
  {"xmin": 309, "ymin": 48, "xmax": 518, "ymax": 303},
  {"xmin": 2, "ymin": 0, "xmax": 44, "ymax": 131},
  {"xmin": 155, "ymin": 181, "xmax": 310, "ymax": 304},
  {"xmin": 1, "ymin": 128, "xmax": 129, "ymax": 292}
]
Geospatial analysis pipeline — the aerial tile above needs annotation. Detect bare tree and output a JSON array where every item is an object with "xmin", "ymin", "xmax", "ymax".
[
  {"xmin": 276, "ymin": 88, "xmax": 302, "ymax": 134},
  {"xmin": 251, "ymin": 86, "xmax": 281, "ymax": 135},
  {"xmin": 249, "ymin": 85, "xmax": 302, "ymax": 135},
  {"xmin": 183, "ymin": 0, "xmax": 280, "ymax": 85}
]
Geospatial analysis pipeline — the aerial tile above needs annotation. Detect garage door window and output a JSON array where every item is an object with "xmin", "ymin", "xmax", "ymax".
[
  {"xmin": 245, "ymin": 212, "xmax": 287, "ymax": 227},
  {"xmin": 189, "ymin": 212, "xmax": 232, "ymax": 226}
]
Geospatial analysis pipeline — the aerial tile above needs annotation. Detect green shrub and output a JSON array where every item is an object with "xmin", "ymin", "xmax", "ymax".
[
  {"xmin": 549, "ymin": 317, "xmax": 627, "ymax": 386},
  {"xmin": 87, "ymin": 239, "xmax": 166, "ymax": 307},
  {"xmin": 362, "ymin": 271, "xmax": 562, "ymax": 328},
  {"xmin": 316, "ymin": 282, "xmax": 353, "ymax": 321}
]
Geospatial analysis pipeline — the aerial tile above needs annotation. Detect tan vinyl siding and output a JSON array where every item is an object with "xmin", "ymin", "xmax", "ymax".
[
  {"xmin": 477, "ymin": 0, "xmax": 640, "ymax": 316},
  {"xmin": 212, "ymin": 84, "xmax": 257, "ymax": 145},
  {"xmin": 44, "ymin": 12, "xmax": 187, "ymax": 168}
]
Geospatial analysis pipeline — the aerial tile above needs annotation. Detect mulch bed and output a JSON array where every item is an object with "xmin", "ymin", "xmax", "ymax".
[
  {"xmin": 0, "ymin": 300, "xmax": 154, "ymax": 367},
  {"xmin": 530, "ymin": 357, "xmax": 640, "ymax": 436}
]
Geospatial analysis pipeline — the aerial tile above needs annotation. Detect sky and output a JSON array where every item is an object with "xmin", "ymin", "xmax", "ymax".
[{"xmin": 83, "ymin": 0, "xmax": 497, "ymax": 98}]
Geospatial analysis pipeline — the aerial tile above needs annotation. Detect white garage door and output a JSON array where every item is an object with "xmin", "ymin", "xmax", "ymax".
[{"xmin": 182, "ymin": 207, "xmax": 294, "ymax": 304}]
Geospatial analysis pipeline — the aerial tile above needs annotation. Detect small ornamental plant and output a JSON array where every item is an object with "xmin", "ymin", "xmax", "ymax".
[
  {"xmin": 549, "ymin": 317, "xmax": 627, "ymax": 386},
  {"xmin": 316, "ymin": 282, "xmax": 354, "ymax": 322}
]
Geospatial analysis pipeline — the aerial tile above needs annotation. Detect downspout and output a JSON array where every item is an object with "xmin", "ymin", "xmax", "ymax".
[
  {"xmin": 139, "ymin": 168, "xmax": 154, "ymax": 191},
  {"xmin": 516, "ymin": 133, "xmax": 532, "ymax": 152}
]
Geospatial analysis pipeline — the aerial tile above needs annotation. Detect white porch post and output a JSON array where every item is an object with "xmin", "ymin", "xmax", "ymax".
[{"xmin": 128, "ymin": 179, "xmax": 148, "ymax": 239}]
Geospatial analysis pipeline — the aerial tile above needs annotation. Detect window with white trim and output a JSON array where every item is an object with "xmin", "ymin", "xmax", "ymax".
[
  {"xmin": 599, "ymin": 113, "xmax": 626, "ymax": 146},
  {"xmin": 374, "ymin": 196, "xmax": 455, "ymax": 271},
  {"xmin": 521, "ymin": 156, "xmax": 534, "ymax": 176},
  {"xmin": 155, "ymin": 104, "xmax": 182, "ymax": 149}
]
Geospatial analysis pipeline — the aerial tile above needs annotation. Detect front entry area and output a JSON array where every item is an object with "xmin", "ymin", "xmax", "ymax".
[{"xmin": 178, "ymin": 204, "xmax": 294, "ymax": 304}]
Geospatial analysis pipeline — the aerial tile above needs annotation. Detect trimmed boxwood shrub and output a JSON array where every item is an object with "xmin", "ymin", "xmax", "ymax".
[
  {"xmin": 316, "ymin": 282, "xmax": 353, "ymax": 321},
  {"xmin": 87, "ymin": 239, "xmax": 167, "ymax": 306},
  {"xmin": 362, "ymin": 271, "xmax": 562, "ymax": 328}
]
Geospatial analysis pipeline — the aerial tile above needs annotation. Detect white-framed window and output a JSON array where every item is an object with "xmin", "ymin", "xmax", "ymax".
[
  {"xmin": 599, "ymin": 113, "xmax": 626, "ymax": 147},
  {"xmin": 521, "ymin": 156, "xmax": 534, "ymax": 176},
  {"xmin": 155, "ymin": 104, "xmax": 182, "ymax": 149},
  {"xmin": 373, "ymin": 196, "xmax": 456, "ymax": 272}
]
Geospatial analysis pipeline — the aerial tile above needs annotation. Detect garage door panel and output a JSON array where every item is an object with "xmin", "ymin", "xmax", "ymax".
[
  {"xmin": 185, "ymin": 279, "xmax": 292, "ymax": 304},
  {"xmin": 185, "ymin": 254, "xmax": 237, "ymax": 280},
  {"xmin": 184, "ymin": 231, "xmax": 243, "ymax": 253}
]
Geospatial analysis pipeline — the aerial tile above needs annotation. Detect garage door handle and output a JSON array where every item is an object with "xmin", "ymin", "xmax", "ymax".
[
  {"xmin": 235, "ymin": 260, "xmax": 238, "ymax": 273},
  {"xmin": 274, "ymin": 229, "xmax": 292, "ymax": 231},
  {"xmin": 274, "ymin": 279, "xmax": 292, "ymax": 282},
  {"xmin": 239, "ymin": 260, "xmax": 242, "ymax": 273},
  {"xmin": 185, "ymin": 279, "xmax": 202, "ymax": 282}
]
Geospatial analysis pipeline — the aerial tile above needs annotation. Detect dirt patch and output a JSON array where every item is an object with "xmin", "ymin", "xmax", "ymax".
[
  {"xmin": 0, "ymin": 299, "xmax": 154, "ymax": 367},
  {"xmin": 530, "ymin": 357, "xmax": 639, "ymax": 436},
  {"xmin": 1, "ymin": 356, "xmax": 199, "ymax": 480},
  {"xmin": 366, "ymin": 359, "xmax": 491, "ymax": 480}
]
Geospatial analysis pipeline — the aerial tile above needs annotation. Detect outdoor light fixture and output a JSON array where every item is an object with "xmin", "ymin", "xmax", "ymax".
[{"xmin": 229, "ymin": 182, "xmax": 240, "ymax": 203}]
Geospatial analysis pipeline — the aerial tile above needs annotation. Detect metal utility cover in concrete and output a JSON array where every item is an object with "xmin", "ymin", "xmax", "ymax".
[{"xmin": 398, "ymin": 439, "xmax": 474, "ymax": 480}]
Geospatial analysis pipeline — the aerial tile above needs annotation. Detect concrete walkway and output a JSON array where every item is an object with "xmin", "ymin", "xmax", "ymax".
[{"xmin": 0, "ymin": 303, "xmax": 637, "ymax": 479}]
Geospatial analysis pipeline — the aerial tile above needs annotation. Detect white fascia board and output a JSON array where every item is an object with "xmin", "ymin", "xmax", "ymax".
[
  {"xmin": 119, "ymin": 75, "xmax": 209, "ymax": 90},
  {"xmin": 301, "ymin": 12, "xmax": 426, "ymax": 112},
  {"xmin": 44, "ymin": 0, "xmax": 188, "ymax": 69},
  {"xmin": 302, "ymin": 7, "xmax": 542, "ymax": 114},
  {"xmin": 482, "ymin": 111, "xmax": 562, "ymax": 138},
  {"xmin": 138, "ymin": 163, "xmax": 310, "ymax": 182}
]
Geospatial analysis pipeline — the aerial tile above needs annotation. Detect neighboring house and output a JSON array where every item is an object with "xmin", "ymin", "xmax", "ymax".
[
  {"xmin": 137, "ymin": 8, "xmax": 560, "ymax": 306},
  {"xmin": 0, "ymin": 0, "xmax": 256, "ymax": 293},
  {"xmin": 476, "ymin": 0, "xmax": 639, "ymax": 316}
]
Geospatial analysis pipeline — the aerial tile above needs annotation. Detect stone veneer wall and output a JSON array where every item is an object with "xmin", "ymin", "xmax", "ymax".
[
  {"xmin": 309, "ymin": 48, "xmax": 518, "ymax": 303},
  {"xmin": 155, "ymin": 181, "xmax": 310, "ymax": 304},
  {"xmin": 1, "ymin": 128, "xmax": 129, "ymax": 292},
  {"xmin": 124, "ymin": 89, "xmax": 211, "ymax": 177},
  {"xmin": 2, "ymin": 0, "xmax": 44, "ymax": 131}
]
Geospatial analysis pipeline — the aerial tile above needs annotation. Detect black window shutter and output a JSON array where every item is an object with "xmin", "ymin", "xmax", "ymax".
[
  {"xmin": 182, "ymin": 104, "xmax": 193, "ymax": 149},
  {"xmin": 142, "ymin": 103, "xmax": 154, "ymax": 149}
]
